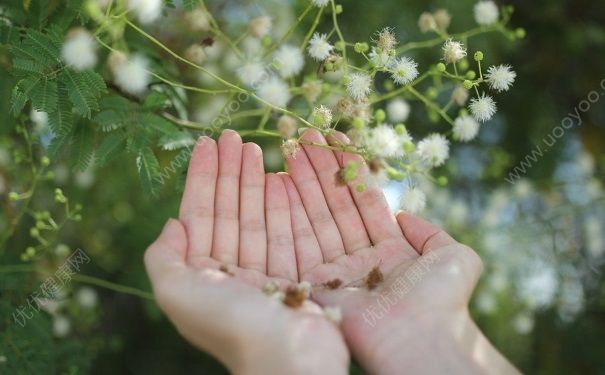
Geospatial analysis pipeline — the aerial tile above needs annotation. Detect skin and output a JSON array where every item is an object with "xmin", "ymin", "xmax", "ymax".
[
  {"xmin": 145, "ymin": 129, "xmax": 518, "ymax": 374},
  {"xmin": 144, "ymin": 130, "xmax": 348, "ymax": 375}
]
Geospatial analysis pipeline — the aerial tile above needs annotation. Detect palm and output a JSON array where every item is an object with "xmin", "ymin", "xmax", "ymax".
[
  {"xmin": 283, "ymin": 129, "xmax": 482, "ymax": 367},
  {"xmin": 145, "ymin": 130, "xmax": 348, "ymax": 371}
]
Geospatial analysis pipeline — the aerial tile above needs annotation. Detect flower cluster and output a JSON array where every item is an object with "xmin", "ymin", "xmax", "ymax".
[{"xmin": 57, "ymin": 0, "xmax": 521, "ymax": 212}]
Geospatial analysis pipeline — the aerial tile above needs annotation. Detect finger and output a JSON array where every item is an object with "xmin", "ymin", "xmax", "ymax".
[
  {"xmin": 279, "ymin": 173, "xmax": 323, "ymax": 274},
  {"xmin": 179, "ymin": 136, "xmax": 218, "ymax": 263},
  {"xmin": 328, "ymin": 131, "xmax": 404, "ymax": 246},
  {"xmin": 395, "ymin": 211, "xmax": 457, "ymax": 254},
  {"xmin": 265, "ymin": 173, "xmax": 298, "ymax": 281},
  {"xmin": 238, "ymin": 142, "xmax": 267, "ymax": 272},
  {"xmin": 211, "ymin": 130, "xmax": 243, "ymax": 264},
  {"xmin": 299, "ymin": 129, "xmax": 371, "ymax": 253},
  {"xmin": 285, "ymin": 138, "xmax": 345, "ymax": 262},
  {"xmin": 144, "ymin": 219, "xmax": 188, "ymax": 284}
]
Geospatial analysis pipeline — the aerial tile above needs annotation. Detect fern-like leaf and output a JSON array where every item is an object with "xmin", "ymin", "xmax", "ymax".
[
  {"xmin": 136, "ymin": 147, "xmax": 161, "ymax": 196},
  {"xmin": 70, "ymin": 122, "xmax": 95, "ymax": 171},
  {"xmin": 96, "ymin": 132, "xmax": 126, "ymax": 166},
  {"xmin": 48, "ymin": 82, "xmax": 73, "ymax": 135}
]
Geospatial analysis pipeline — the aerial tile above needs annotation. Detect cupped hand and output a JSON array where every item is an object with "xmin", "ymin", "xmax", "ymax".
[
  {"xmin": 144, "ymin": 130, "xmax": 348, "ymax": 374},
  {"xmin": 283, "ymin": 129, "xmax": 513, "ymax": 374}
]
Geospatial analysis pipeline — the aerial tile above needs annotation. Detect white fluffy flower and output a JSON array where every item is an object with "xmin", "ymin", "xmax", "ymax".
[
  {"xmin": 248, "ymin": 16, "xmax": 272, "ymax": 38},
  {"xmin": 346, "ymin": 73, "xmax": 372, "ymax": 101},
  {"xmin": 453, "ymin": 115, "xmax": 480, "ymax": 142},
  {"xmin": 469, "ymin": 93, "xmax": 497, "ymax": 122},
  {"xmin": 442, "ymin": 39, "xmax": 466, "ymax": 64},
  {"xmin": 114, "ymin": 54, "xmax": 150, "ymax": 95},
  {"xmin": 365, "ymin": 124, "xmax": 403, "ymax": 159},
  {"xmin": 312, "ymin": 105, "xmax": 333, "ymax": 128},
  {"xmin": 474, "ymin": 1, "xmax": 500, "ymax": 26},
  {"xmin": 386, "ymin": 98, "xmax": 410, "ymax": 122},
  {"xmin": 76, "ymin": 287, "xmax": 98, "ymax": 309},
  {"xmin": 30, "ymin": 109, "xmax": 48, "ymax": 127},
  {"xmin": 274, "ymin": 44, "xmax": 304, "ymax": 78},
  {"xmin": 185, "ymin": 8, "xmax": 211, "ymax": 32},
  {"xmin": 416, "ymin": 134, "xmax": 450, "ymax": 166},
  {"xmin": 389, "ymin": 57, "xmax": 419, "ymax": 85},
  {"xmin": 61, "ymin": 28, "xmax": 97, "ymax": 71},
  {"xmin": 485, "ymin": 64, "xmax": 516, "ymax": 92},
  {"xmin": 257, "ymin": 76, "xmax": 291, "ymax": 108},
  {"xmin": 401, "ymin": 186, "xmax": 426, "ymax": 213},
  {"xmin": 368, "ymin": 47, "xmax": 392, "ymax": 68},
  {"xmin": 312, "ymin": 0, "xmax": 330, "ymax": 7},
  {"xmin": 512, "ymin": 312, "xmax": 534, "ymax": 334},
  {"xmin": 53, "ymin": 315, "xmax": 71, "ymax": 337},
  {"xmin": 237, "ymin": 61, "xmax": 266, "ymax": 87},
  {"xmin": 127, "ymin": 0, "xmax": 162, "ymax": 24},
  {"xmin": 307, "ymin": 33, "xmax": 333, "ymax": 61}
]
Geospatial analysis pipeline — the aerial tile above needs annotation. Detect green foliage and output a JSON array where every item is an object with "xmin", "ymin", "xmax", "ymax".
[{"xmin": 9, "ymin": 26, "xmax": 106, "ymax": 136}]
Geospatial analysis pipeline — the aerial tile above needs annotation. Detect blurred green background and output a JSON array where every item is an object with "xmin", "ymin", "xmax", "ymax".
[{"xmin": 1, "ymin": 0, "xmax": 604, "ymax": 374}]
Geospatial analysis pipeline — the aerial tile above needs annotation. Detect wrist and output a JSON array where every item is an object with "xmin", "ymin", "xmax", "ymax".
[
  {"xmin": 226, "ymin": 320, "xmax": 349, "ymax": 375},
  {"xmin": 352, "ymin": 309, "xmax": 518, "ymax": 375}
]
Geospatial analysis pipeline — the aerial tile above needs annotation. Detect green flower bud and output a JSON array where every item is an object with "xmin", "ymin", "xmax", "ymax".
[
  {"xmin": 354, "ymin": 42, "xmax": 369, "ymax": 53},
  {"xmin": 426, "ymin": 87, "xmax": 438, "ymax": 99},
  {"xmin": 352, "ymin": 117, "xmax": 365, "ymax": 129},
  {"xmin": 26, "ymin": 247, "xmax": 36, "ymax": 257},
  {"xmin": 342, "ymin": 75, "xmax": 351, "ymax": 85},
  {"xmin": 374, "ymin": 109, "xmax": 386, "ymax": 123},
  {"xmin": 30, "ymin": 227, "xmax": 39, "ymax": 237},
  {"xmin": 395, "ymin": 124, "xmax": 407, "ymax": 135},
  {"xmin": 335, "ymin": 4, "xmax": 343, "ymax": 14},
  {"xmin": 463, "ymin": 80, "xmax": 474, "ymax": 90},
  {"xmin": 261, "ymin": 35, "xmax": 272, "ymax": 46},
  {"xmin": 437, "ymin": 176, "xmax": 448, "ymax": 186},
  {"xmin": 41, "ymin": 156, "xmax": 50, "ymax": 167},
  {"xmin": 335, "ymin": 41, "xmax": 345, "ymax": 51},
  {"xmin": 9, "ymin": 192, "xmax": 20, "ymax": 201},
  {"xmin": 383, "ymin": 80, "xmax": 395, "ymax": 92},
  {"xmin": 403, "ymin": 142, "xmax": 415, "ymax": 153},
  {"xmin": 473, "ymin": 51, "xmax": 484, "ymax": 62},
  {"xmin": 515, "ymin": 28, "xmax": 526, "ymax": 39},
  {"xmin": 436, "ymin": 63, "xmax": 446, "ymax": 72},
  {"xmin": 73, "ymin": 214, "xmax": 83, "ymax": 222},
  {"xmin": 465, "ymin": 70, "xmax": 477, "ymax": 80},
  {"xmin": 356, "ymin": 184, "xmax": 366, "ymax": 193},
  {"xmin": 458, "ymin": 58, "xmax": 469, "ymax": 71},
  {"xmin": 36, "ymin": 221, "xmax": 45, "ymax": 229},
  {"xmin": 386, "ymin": 168, "xmax": 405, "ymax": 181}
]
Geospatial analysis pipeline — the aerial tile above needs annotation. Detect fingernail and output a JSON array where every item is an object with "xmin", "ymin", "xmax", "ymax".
[
  {"xmin": 222, "ymin": 129, "xmax": 237, "ymax": 135},
  {"xmin": 297, "ymin": 127, "xmax": 308, "ymax": 136}
]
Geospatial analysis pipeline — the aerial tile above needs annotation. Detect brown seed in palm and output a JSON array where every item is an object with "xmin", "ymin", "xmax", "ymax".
[
  {"xmin": 219, "ymin": 265, "xmax": 234, "ymax": 276},
  {"xmin": 283, "ymin": 285, "xmax": 306, "ymax": 308},
  {"xmin": 324, "ymin": 279, "xmax": 343, "ymax": 289},
  {"xmin": 365, "ymin": 267, "xmax": 384, "ymax": 290}
]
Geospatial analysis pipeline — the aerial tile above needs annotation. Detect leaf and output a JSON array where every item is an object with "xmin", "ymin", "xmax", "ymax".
[
  {"xmin": 96, "ymin": 132, "xmax": 126, "ymax": 166},
  {"xmin": 159, "ymin": 131, "xmax": 195, "ymax": 150},
  {"xmin": 47, "ymin": 131, "xmax": 72, "ymax": 157},
  {"xmin": 182, "ymin": 0, "xmax": 201, "ymax": 11},
  {"xmin": 48, "ymin": 82, "xmax": 73, "ymax": 135},
  {"xmin": 23, "ymin": 28, "xmax": 61, "ymax": 64},
  {"xmin": 143, "ymin": 90, "xmax": 170, "ymax": 111},
  {"xmin": 70, "ymin": 122, "xmax": 95, "ymax": 171},
  {"xmin": 10, "ymin": 84, "xmax": 28, "ymax": 115},
  {"xmin": 143, "ymin": 113, "xmax": 178, "ymax": 135},
  {"xmin": 61, "ymin": 70, "xmax": 102, "ymax": 118},
  {"xmin": 30, "ymin": 76, "xmax": 58, "ymax": 113},
  {"xmin": 136, "ymin": 147, "xmax": 161, "ymax": 196}
]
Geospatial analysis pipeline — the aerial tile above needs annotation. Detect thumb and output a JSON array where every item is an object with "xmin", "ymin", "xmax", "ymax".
[{"xmin": 144, "ymin": 218, "xmax": 188, "ymax": 283}]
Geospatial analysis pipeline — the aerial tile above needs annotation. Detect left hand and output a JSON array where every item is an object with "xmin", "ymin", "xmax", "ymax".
[{"xmin": 144, "ymin": 130, "xmax": 349, "ymax": 374}]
